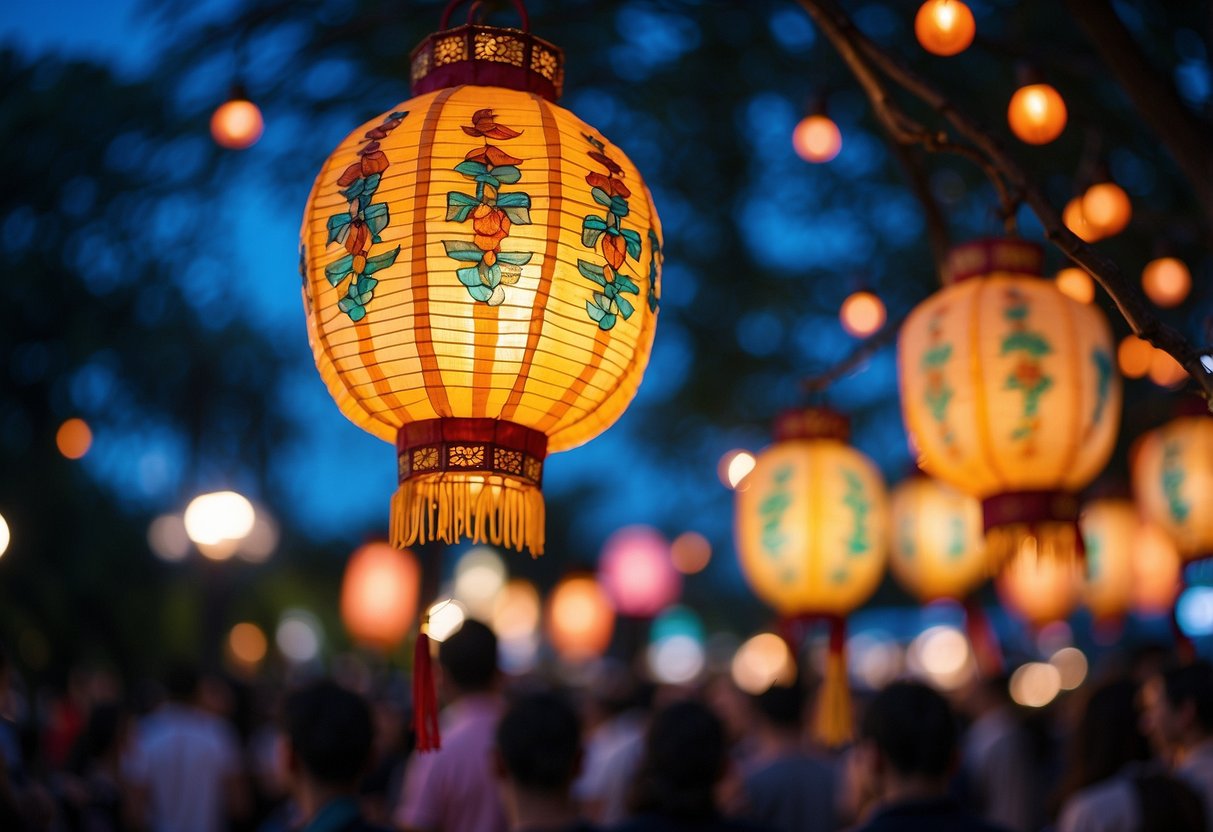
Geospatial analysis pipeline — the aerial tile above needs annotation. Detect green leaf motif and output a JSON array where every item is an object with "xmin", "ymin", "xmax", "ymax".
[
  {"xmin": 364, "ymin": 203, "xmax": 389, "ymax": 241},
  {"xmin": 443, "ymin": 240, "xmax": 487, "ymax": 262},
  {"xmin": 491, "ymin": 165, "xmax": 521, "ymax": 185},
  {"xmin": 496, "ymin": 251, "xmax": 533, "ymax": 266},
  {"xmin": 591, "ymin": 187, "xmax": 613, "ymax": 207},
  {"xmin": 1002, "ymin": 331, "xmax": 1052, "ymax": 357},
  {"xmin": 454, "ymin": 160, "xmax": 487, "ymax": 178},
  {"xmin": 325, "ymin": 254, "xmax": 354, "ymax": 287},
  {"xmin": 621, "ymin": 229, "xmax": 642, "ymax": 261},
  {"xmin": 363, "ymin": 246, "xmax": 400, "ymax": 275}
]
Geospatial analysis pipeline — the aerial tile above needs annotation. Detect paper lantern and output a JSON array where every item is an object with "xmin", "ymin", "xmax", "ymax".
[
  {"xmin": 996, "ymin": 551, "xmax": 1083, "ymax": 627},
  {"xmin": 736, "ymin": 408, "xmax": 888, "ymax": 744},
  {"xmin": 1008, "ymin": 82, "xmax": 1067, "ymax": 145},
  {"xmin": 898, "ymin": 239, "xmax": 1121, "ymax": 571},
  {"xmin": 792, "ymin": 114, "xmax": 842, "ymax": 163},
  {"xmin": 1081, "ymin": 182, "xmax": 1131, "ymax": 238},
  {"xmin": 211, "ymin": 91, "xmax": 263, "ymax": 150},
  {"xmin": 914, "ymin": 0, "xmax": 976, "ymax": 57},
  {"xmin": 340, "ymin": 541, "xmax": 421, "ymax": 650},
  {"xmin": 547, "ymin": 575, "xmax": 615, "ymax": 661},
  {"xmin": 1080, "ymin": 499, "xmax": 1183, "ymax": 621},
  {"xmin": 889, "ymin": 476, "xmax": 986, "ymax": 603},
  {"xmin": 1141, "ymin": 257, "xmax": 1191, "ymax": 308},
  {"xmin": 1133, "ymin": 416, "xmax": 1213, "ymax": 563},
  {"xmin": 598, "ymin": 525, "xmax": 681, "ymax": 618},
  {"xmin": 299, "ymin": 9, "xmax": 662, "ymax": 556},
  {"xmin": 1131, "ymin": 522, "xmax": 1184, "ymax": 617}
]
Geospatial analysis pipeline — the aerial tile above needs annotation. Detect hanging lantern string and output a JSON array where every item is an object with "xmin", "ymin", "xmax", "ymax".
[
  {"xmin": 440, "ymin": 0, "xmax": 530, "ymax": 31},
  {"xmin": 794, "ymin": 0, "xmax": 1213, "ymax": 408}
]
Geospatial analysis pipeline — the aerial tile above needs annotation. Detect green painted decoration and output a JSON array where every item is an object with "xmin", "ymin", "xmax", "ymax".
[
  {"xmin": 1000, "ymin": 286, "xmax": 1053, "ymax": 448},
  {"xmin": 578, "ymin": 133, "xmax": 642, "ymax": 330}
]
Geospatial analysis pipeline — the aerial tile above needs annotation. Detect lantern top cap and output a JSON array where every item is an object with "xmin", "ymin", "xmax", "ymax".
[
  {"xmin": 410, "ymin": 0, "xmax": 564, "ymax": 103},
  {"xmin": 773, "ymin": 407, "xmax": 851, "ymax": 443},
  {"xmin": 943, "ymin": 238, "xmax": 1044, "ymax": 285}
]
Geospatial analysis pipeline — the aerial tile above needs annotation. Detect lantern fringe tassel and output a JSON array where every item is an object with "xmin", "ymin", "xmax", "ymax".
[
  {"xmin": 412, "ymin": 630, "xmax": 441, "ymax": 752},
  {"xmin": 985, "ymin": 521, "xmax": 1082, "ymax": 573},
  {"xmin": 391, "ymin": 477, "xmax": 545, "ymax": 555},
  {"xmin": 812, "ymin": 618, "xmax": 853, "ymax": 748}
]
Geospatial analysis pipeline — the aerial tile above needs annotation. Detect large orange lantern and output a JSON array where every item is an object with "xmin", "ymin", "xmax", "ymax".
[
  {"xmin": 546, "ymin": 575, "xmax": 615, "ymax": 662},
  {"xmin": 996, "ymin": 551, "xmax": 1083, "ymax": 628},
  {"xmin": 1080, "ymin": 499, "xmax": 1182, "ymax": 622},
  {"xmin": 736, "ymin": 408, "xmax": 888, "ymax": 744},
  {"xmin": 340, "ymin": 541, "xmax": 421, "ymax": 650},
  {"xmin": 300, "ymin": 4, "xmax": 662, "ymax": 556},
  {"xmin": 898, "ymin": 239, "xmax": 1122, "ymax": 571},
  {"xmin": 1133, "ymin": 416, "xmax": 1213, "ymax": 563}
]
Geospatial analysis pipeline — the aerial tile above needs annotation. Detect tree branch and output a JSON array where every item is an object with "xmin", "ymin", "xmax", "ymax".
[
  {"xmin": 802, "ymin": 313, "xmax": 904, "ymax": 394},
  {"xmin": 796, "ymin": 0, "xmax": 1213, "ymax": 407}
]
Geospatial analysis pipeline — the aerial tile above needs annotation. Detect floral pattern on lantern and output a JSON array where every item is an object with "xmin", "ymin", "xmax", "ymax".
[
  {"xmin": 1133, "ymin": 416, "xmax": 1213, "ymax": 563},
  {"xmin": 898, "ymin": 239, "xmax": 1122, "ymax": 571},
  {"xmin": 889, "ymin": 476, "xmax": 987, "ymax": 603}
]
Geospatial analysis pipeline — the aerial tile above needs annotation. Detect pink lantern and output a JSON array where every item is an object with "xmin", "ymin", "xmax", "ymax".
[{"xmin": 598, "ymin": 525, "xmax": 681, "ymax": 617}]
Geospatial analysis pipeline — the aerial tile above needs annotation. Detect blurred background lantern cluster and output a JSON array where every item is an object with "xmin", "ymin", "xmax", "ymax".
[
  {"xmin": 997, "ymin": 553, "xmax": 1083, "ymax": 629},
  {"xmin": 735, "ymin": 407, "xmax": 888, "ymax": 744},
  {"xmin": 898, "ymin": 239, "xmax": 1122, "ymax": 573},
  {"xmin": 1080, "ymin": 499, "xmax": 1182, "ymax": 625},
  {"xmin": 1141, "ymin": 257, "xmax": 1192, "ymax": 309},
  {"xmin": 299, "ymin": 8, "xmax": 663, "ymax": 558},
  {"xmin": 1133, "ymin": 415, "xmax": 1213, "ymax": 565}
]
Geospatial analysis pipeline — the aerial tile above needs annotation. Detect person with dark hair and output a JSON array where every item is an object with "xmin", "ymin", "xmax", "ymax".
[
  {"xmin": 281, "ymin": 679, "xmax": 391, "ymax": 832},
  {"xmin": 734, "ymin": 680, "xmax": 835, "ymax": 832},
  {"xmin": 955, "ymin": 674, "xmax": 1040, "ymax": 832},
  {"xmin": 126, "ymin": 662, "xmax": 249, "ymax": 832},
  {"xmin": 1055, "ymin": 677, "xmax": 1204, "ymax": 832},
  {"xmin": 1141, "ymin": 660, "xmax": 1213, "ymax": 828},
  {"xmin": 396, "ymin": 619, "xmax": 507, "ymax": 832},
  {"xmin": 615, "ymin": 699, "xmax": 768, "ymax": 831},
  {"xmin": 495, "ymin": 691, "xmax": 595, "ymax": 832},
  {"xmin": 848, "ymin": 682, "xmax": 1009, "ymax": 832}
]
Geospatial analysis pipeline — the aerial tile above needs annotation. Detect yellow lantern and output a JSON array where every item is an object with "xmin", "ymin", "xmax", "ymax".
[
  {"xmin": 996, "ymin": 551, "xmax": 1083, "ymax": 627},
  {"xmin": 340, "ymin": 541, "xmax": 421, "ymax": 650},
  {"xmin": 914, "ymin": 0, "xmax": 976, "ymax": 57},
  {"xmin": 1008, "ymin": 82, "xmax": 1067, "ymax": 145},
  {"xmin": 889, "ymin": 476, "xmax": 986, "ymax": 603},
  {"xmin": 1080, "ymin": 499, "xmax": 1183, "ymax": 622},
  {"xmin": 546, "ymin": 575, "xmax": 615, "ymax": 662},
  {"xmin": 736, "ymin": 408, "xmax": 889, "ymax": 744},
  {"xmin": 299, "ymin": 9, "xmax": 662, "ymax": 556},
  {"xmin": 1133, "ymin": 416, "xmax": 1213, "ymax": 563},
  {"xmin": 1131, "ymin": 522, "xmax": 1184, "ymax": 617},
  {"xmin": 898, "ymin": 239, "xmax": 1122, "ymax": 571}
]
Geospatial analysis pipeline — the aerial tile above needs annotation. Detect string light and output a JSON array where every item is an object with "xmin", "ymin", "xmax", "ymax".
[
  {"xmin": 793, "ymin": 114, "xmax": 842, "ymax": 163},
  {"xmin": 1141, "ymin": 257, "xmax": 1191, "ymax": 308},
  {"xmin": 914, "ymin": 0, "xmax": 976, "ymax": 57},
  {"xmin": 1054, "ymin": 268, "xmax": 1094, "ymax": 305},
  {"xmin": 56, "ymin": 418, "xmax": 92, "ymax": 460},
  {"xmin": 1081, "ymin": 181, "xmax": 1131, "ymax": 238},
  {"xmin": 1008, "ymin": 82, "xmax": 1067, "ymax": 145},
  {"xmin": 1117, "ymin": 335, "xmax": 1153, "ymax": 379},
  {"xmin": 211, "ymin": 91, "xmax": 263, "ymax": 150},
  {"xmin": 840, "ymin": 290, "xmax": 887, "ymax": 337}
]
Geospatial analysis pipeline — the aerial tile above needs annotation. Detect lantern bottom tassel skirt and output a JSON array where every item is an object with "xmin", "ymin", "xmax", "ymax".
[
  {"xmin": 391, "ymin": 475, "xmax": 546, "ymax": 555},
  {"xmin": 812, "ymin": 617, "xmax": 853, "ymax": 747}
]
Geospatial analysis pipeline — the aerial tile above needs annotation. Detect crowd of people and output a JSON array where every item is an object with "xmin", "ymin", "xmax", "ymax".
[{"xmin": 0, "ymin": 623, "xmax": 1211, "ymax": 832}]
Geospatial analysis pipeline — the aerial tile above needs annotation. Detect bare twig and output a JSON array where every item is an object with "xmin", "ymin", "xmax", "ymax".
[{"xmin": 802, "ymin": 313, "xmax": 905, "ymax": 394}]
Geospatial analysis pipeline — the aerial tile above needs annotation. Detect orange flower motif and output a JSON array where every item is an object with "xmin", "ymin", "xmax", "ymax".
[
  {"xmin": 601, "ymin": 233, "xmax": 627, "ymax": 270},
  {"xmin": 588, "ymin": 150, "xmax": 623, "ymax": 176},
  {"xmin": 343, "ymin": 221, "xmax": 369, "ymax": 255},
  {"xmin": 585, "ymin": 172, "xmax": 631, "ymax": 199},
  {"xmin": 465, "ymin": 145, "xmax": 522, "ymax": 167},
  {"xmin": 1012, "ymin": 360, "xmax": 1043, "ymax": 388},
  {"xmin": 462, "ymin": 109, "xmax": 522, "ymax": 140},
  {"xmin": 472, "ymin": 203, "xmax": 511, "ymax": 251}
]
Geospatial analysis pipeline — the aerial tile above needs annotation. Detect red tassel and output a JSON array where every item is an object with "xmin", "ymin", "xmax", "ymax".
[
  {"xmin": 963, "ymin": 598, "xmax": 1004, "ymax": 678},
  {"xmin": 413, "ymin": 632, "xmax": 441, "ymax": 751}
]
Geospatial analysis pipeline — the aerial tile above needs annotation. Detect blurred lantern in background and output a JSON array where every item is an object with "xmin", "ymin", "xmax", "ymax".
[
  {"xmin": 598, "ymin": 525, "xmax": 680, "ymax": 618},
  {"xmin": 1007, "ymin": 80, "xmax": 1067, "ymax": 145},
  {"xmin": 840, "ymin": 290, "xmax": 887, "ymax": 338},
  {"xmin": 914, "ymin": 0, "xmax": 976, "ymax": 57},
  {"xmin": 210, "ymin": 87, "xmax": 264, "ymax": 150},
  {"xmin": 646, "ymin": 606, "xmax": 706, "ymax": 686},
  {"xmin": 1133, "ymin": 416, "xmax": 1213, "ymax": 564},
  {"xmin": 547, "ymin": 575, "xmax": 615, "ymax": 662},
  {"xmin": 889, "ymin": 476, "xmax": 986, "ymax": 603},
  {"xmin": 718, "ymin": 450, "xmax": 756, "ymax": 490},
  {"xmin": 491, "ymin": 579, "xmax": 541, "ymax": 641},
  {"xmin": 1117, "ymin": 335, "xmax": 1153, "ymax": 379},
  {"xmin": 1148, "ymin": 350, "xmax": 1188, "ymax": 389},
  {"xmin": 899, "ymin": 239, "xmax": 1121, "ymax": 572},
  {"xmin": 736, "ymin": 407, "xmax": 888, "ymax": 745},
  {"xmin": 299, "ymin": 6, "xmax": 662, "ymax": 558},
  {"xmin": 56, "ymin": 418, "xmax": 92, "ymax": 460},
  {"xmin": 453, "ymin": 546, "xmax": 507, "ymax": 619},
  {"xmin": 1081, "ymin": 179, "xmax": 1131, "ymax": 238},
  {"xmin": 226, "ymin": 622, "xmax": 268, "ymax": 673},
  {"xmin": 1054, "ymin": 268, "xmax": 1094, "ymax": 305},
  {"xmin": 1131, "ymin": 523, "xmax": 1184, "ymax": 617},
  {"xmin": 184, "ymin": 490, "xmax": 257, "ymax": 560},
  {"xmin": 996, "ymin": 552, "xmax": 1083, "ymax": 628},
  {"xmin": 792, "ymin": 112, "xmax": 842, "ymax": 164},
  {"xmin": 1141, "ymin": 257, "xmax": 1191, "ymax": 308},
  {"xmin": 340, "ymin": 541, "xmax": 420, "ymax": 650},
  {"xmin": 1080, "ymin": 499, "xmax": 1136, "ymax": 624}
]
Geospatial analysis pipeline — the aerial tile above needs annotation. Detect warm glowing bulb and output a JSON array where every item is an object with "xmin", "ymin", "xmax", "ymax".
[
  {"xmin": 914, "ymin": 0, "xmax": 976, "ymax": 56},
  {"xmin": 731, "ymin": 633, "xmax": 796, "ymax": 694},
  {"xmin": 227, "ymin": 622, "xmax": 268, "ymax": 667},
  {"xmin": 718, "ymin": 450, "xmax": 756, "ymax": 490},
  {"xmin": 1049, "ymin": 646, "xmax": 1088, "ymax": 691},
  {"xmin": 1009, "ymin": 661, "xmax": 1062, "ymax": 707},
  {"xmin": 1063, "ymin": 198, "xmax": 1100, "ymax": 243},
  {"xmin": 1148, "ymin": 349, "xmax": 1188, "ymax": 388},
  {"xmin": 1055, "ymin": 268, "xmax": 1094, "ymax": 304},
  {"xmin": 792, "ymin": 114, "xmax": 842, "ymax": 163},
  {"xmin": 1081, "ymin": 182, "xmax": 1131, "ymax": 237},
  {"xmin": 183, "ymin": 491, "xmax": 256, "ymax": 548},
  {"xmin": 840, "ymin": 291, "xmax": 887, "ymax": 337},
  {"xmin": 1008, "ymin": 83, "xmax": 1067, "ymax": 145},
  {"xmin": 1117, "ymin": 335, "xmax": 1153, "ymax": 379},
  {"xmin": 1141, "ymin": 257, "xmax": 1191, "ymax": 308},
  {"xmin": 0, "ymin": 512, "xmax": 9, "ymax": 558},
  {"xmin": 56, "ymin": 418, "xmax": 92, "ymax": 460},
  {"xmin": 670, "ymin": 531, "xmax": 712, "ymax": 575},
  {"xmin": 211, "ymin": 99, "xmax": 264, "ymax": 150},
  {"xmin": 426, "ymin": 599, "xmax": 467, "ymax": 643}
]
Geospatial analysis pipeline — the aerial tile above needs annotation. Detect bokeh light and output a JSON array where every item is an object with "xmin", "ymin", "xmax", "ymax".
[
  {"xmin": 1117, "ymin": 335, "xmax": 1153, "ymax": 379},
  {"xmin": 1048, "ymin": 646, "xmax": 1087, "ymax": 690},
  {"xmin": 1008, "ymin": 83, "xmax": 1067, "ymax": 145},
  {"xmin": 147, "ymin": 514, "xmax": 191, "ymax": 562},
  {"xmin": 340, "ymin": 542, "xmax": 420, "ymax": 650},
  {"xmin": 547, "ymin": 576, "xmax": 615, "ymax": 661},
  {"xmin": 56, "ymin": 418, "xmax": 93, "ymax": 460},
  {"xmin": 1009, "ymin": 662, "xmax": 1062, "ymax": 708},
  {"xmin": 183, "ymin": 491, "xmax": 256, "ymax": 549},
  {"xmin": 1054, "ymin": 268, "xmax": 1094, "ymax": 305},
  {"xmin": 425, "ymin": 598, "xmax": 467, "ymax": 643},
  {"xmin": 1148, "ymin": 348, "xmax": 1188, "ymax": 388},
  {"xmin": 598, "ymin": 526, "xmax": 680, "ymax": 618},
  {"xmin": 227, "ymin": 622, "xmax": 268, "ymax": 667},
  {"xmin": 211, "ymin": 98, "xmax": 264, "ymax": 150},
  {"xmin": 1176, "ymin": 586, "xmax": 1213, "ymax": 637},
  {"xmin": 914, "ymin": 0, "xmax": 976, "ymax": 56},
  {"xmin": 0, "ymin": 512, "xmax": 9, "ymax": 559},
  {"xmin": 792, "ymin": 114, "xmax": 842, "ymax": 163},
  {"xmin": 731, "ymin": 632, "xmax": 796, "ymax": 694},
  {"xmin": 491, "ymin": 579, "xmax": 541, "ymax": 641},
  {"xmin": 238, "ymin": 512, "xmax": 279, "ymax": 563},
  {"xmin": 670, "ymin": 531, "xmax": 712, "ymax": 575},
  {"xmin": 718, "ymin": 449, "xmax": 756, "ymax": 490},
  {"xmin": 1081, "ymin": 182, "xmax": 1131, "ymax": 237},
  {"xmin": 907, "ymin": 625, "xmax": 973, "ymax": 690},
  {"xmin": 840, "ymin": 290, "xmax": 887, "ymax": 338},
  {"xmin": 1062, "ymin": 197, "xmax": 1099, "ymax": 243},
  {"xmin": 276, "ymin": 609, "xmax": 323, "ymax": 664},
  {"xmin": 453, "ymin": 546, "xmax": 507, "ymax": 619},
  {"xmin": 1141, "ymin": 257, "xmax": 1191, "ymax": 308},
  {"xmin": 647, "ymin": 635, "xmax": 705, "ymax": 686},
  {"xmin": 848, "ymin": 632, "xmax": 903, "ymax": 690}
]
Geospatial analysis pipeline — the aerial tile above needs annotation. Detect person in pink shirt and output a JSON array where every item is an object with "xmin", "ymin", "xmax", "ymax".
[{"xmin": 395, "ymin": 620, "xmax": 507, "ymax": 832}]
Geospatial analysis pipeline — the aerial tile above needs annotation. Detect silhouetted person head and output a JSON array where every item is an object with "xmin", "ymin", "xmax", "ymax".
[
  {"xmin": 438, "ymin": 619, "xmax": 498, "ymax": 696},
  {"xmin": 751, "ymin": 677, "xmax": 804, "ymax": 731},
  {"xmin": 1055, "ymin": 677, "xmax": 1149, "ymax": 810},
  {"xmin": 284, "ymin": 679, "xmax": 374, "ymax": 793},
  {"xmin": 629, "ymin": 699, "xmax": 728, "ymax": 822},
  {"xmin": 495, "ymin": 691, "xmax": 586, "ymax": 829},
  {"xmin": 859, "ymin": 682, "xmax": 957, "ymax": 793},
  {"xmin": 1142, "ymin": 660, "xmax": 1213, "ymax": 756},
  {"xmin": 163, "ymin": 663, "xmax": 199, "ymax": 704}
]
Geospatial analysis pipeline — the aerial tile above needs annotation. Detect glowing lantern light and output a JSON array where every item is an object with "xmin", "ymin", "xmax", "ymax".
[
  {"xmin": 1117, "ymin": 335, "xmax": 1153, "ymax": 379},
  {"xmin": 1141, "ymin": 257, "xmax": 1191, "ymax": 308},
  {"xmin": 1063, "ymin": 198, "xmax": 1100, "ymax": 243},
  {"xmin": 1049, "ymin": 646, "xmax": 1087, "ymax": 690},
  {"xmin": 907, "ymin": 625, "xmax": 974, "ymax": 691},
  {"xmin": 731, "ymin": 632, "xmax": 797, "ymax": 695},
  {"xmin": 1055, "ymin": 268, "xmax": 1094, "ymax": 305},
  {"xmin": 898, "ymin": 240, "xmax": 1121, "ymax": 572},
  {"xmin": 1081, "ymin": 500, "xmax": 1182, "ymax": 621},
  {"xmin": 598, "ymin": 526, "xmax": 680, "ymax": 618},
  {"xmin": 914, "ymin": 0, "xmax": 976, "ymax": 57},
  {"xmin": 425, "ymin": 598, "xmax": 467, "ymax": 643},
  {"xmin": 227, "ymin": 622, "xmax": 268, "ymax": 668},
  {"xmin": 1132, "ymin": 522, "xmax": 1183, "ymax": 616},
  {"xmin": 547, "ymin": 575, "xmax": 615, "ymax": 661},
  {"xmin": 1008, "ymin": 82, "xmax": 1067, "ymax": 145},
  {"xmin": 300, "ymin": 8, "xmax": 663, "ymax": 557},
  {"xmin": 647, "ymin": 606, "xmax": 705, "ymax": 685},
  {"xmin": 1148, "ymin": 349, "xmax": 1188, "ymax": 388},
  {"xmin": 792, "ymin": 114, "xmax": 842, "ymax": 163},
  {"xmin": 453, "ymin": 546, "xmax": 507, "ymax": 619},
  {"xmin": 0, "ymin": 512, "xmax": 9, "ymax": 558},
  {"xmin": 56, "ymin": 418, "xmax": 92, "ymax": 460},
  {"xmin": 1081, "ymin": 182, "xmax": 1131, "ymax": 238},
  {"xmin": 996, "ymin": 552, "xmax": 1083, "ymax": 627},
  {"xmin": 719, "ymin": 450, "xmax": 756, "ymax": 490},
  {"xmin": 840, "ymin": 290, "xmax": 887, "ymax": 338},
  {"xmin": 1133, "ymin": 416, "xmax": 1213, "ymax": 563},
  {"xmin": 889, "ymin": 476, "xmax": 986, "ymax": 603},
  {"xmin": 210, "ymin": 93, "xmax": 264, "ymax": 150},
  {"xmin": 736, "ymin": 408, "xmax": 888, "ymax": 744},
  {"xmin": 1009, "ymin": 661, "xmax": 1061, "ymax": 707},
  {"xmin": 492, "ymin": 579, "xmax": 541, "ymax": 640},
  {"xmin": 183, "ymin": 491, "xmax": 256, "ymax": 561},
  {"xmin": 276, "ymin": 609, "xmax": 323, "ymax": 664},
  {"xmin": 340, "ymin": 541, "xmax": 421, "ymax": 650},
  {"xmin": 670, "ymin": 531, "xmax": 712, "ymax": 575}
]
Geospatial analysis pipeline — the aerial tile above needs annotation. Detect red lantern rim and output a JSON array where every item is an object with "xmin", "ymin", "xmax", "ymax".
[
  {"xmin": 410, "ymin": 23, "xmax": 565, "ymax": 102},
  {"xmin": 773, "ymin": 407, "xmax": 851, "ymax": 443},
  {"xmin": 943, "ymin": 238, "xmax": 1044, "ymax": 285},
  {"xmin": 396, "ymin": 418, "xmax": 548, "ymax": 487}
]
